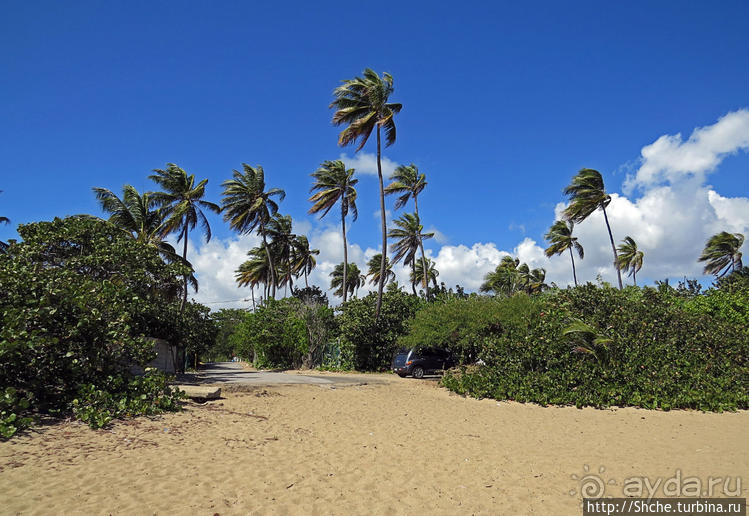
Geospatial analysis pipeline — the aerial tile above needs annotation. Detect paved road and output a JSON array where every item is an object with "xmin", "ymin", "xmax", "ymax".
[{"xmin": 184, "ymin": 362, "xmax": 383, "ymax": 386}]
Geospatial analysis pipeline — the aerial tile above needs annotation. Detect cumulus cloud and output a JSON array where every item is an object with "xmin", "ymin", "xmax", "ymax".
[
  {"xmin": 624, "ymin": 109, "xmax": 749, "ymax": 193},
  {"xmin": 340, "ymin": 152, "xmax": 398, "ymax": 177},
  {"xmin": 184, "ymin": 233, "xmax": 261, "ymax": 310}
]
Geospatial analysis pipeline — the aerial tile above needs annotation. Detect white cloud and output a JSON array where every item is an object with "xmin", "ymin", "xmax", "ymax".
[
  {"xmin": 184, "ymin": 232, "xmax": 261, "ymax": 310},
  {"xmin": 425, "ymin": 225, "xmax": 448, "ymax": 244},
  {"xmin": 624, "ymin": 109, "xmax": 749, "ymax": 193},
  {"xmin": 340, "ymin": 152, "xmax": 398, "ymax": 177}
]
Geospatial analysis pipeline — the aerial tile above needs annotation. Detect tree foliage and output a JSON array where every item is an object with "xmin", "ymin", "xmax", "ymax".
[{"xmin": 0, "ymin": 216, "xmax": 187, "ymax": 435}]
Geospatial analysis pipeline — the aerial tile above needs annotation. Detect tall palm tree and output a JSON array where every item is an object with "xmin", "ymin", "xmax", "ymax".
[
  {"xmin": 331, "ymin": 68, "xmax": 402, "ymax": 319},
  {"xmin": 699, "ymin": 232, "xmax": 744, "ymax": 277},
  {"xmin": 388, "ymin": 213, "xmax": 434, "ymax": 295},
  {"xmin": 267, "ymin": 214, "xmax": 296, "ymax": 295},
  {"xmin": 617, "ymin": 236, "xmax": 645, "ymax": 286},
  {"xmin": 149, "ymin": 164, "xmax": 220, "ymax": 308},
  {"xmin": 563, "ymin": 168, "xmax": 623, "ymax": 289},
  {"xmin": 330, "ymin": 262, "xmax": 364, "ymax": 300},
  {"xmin": 544, "ymin": 220, "xmax": 584, "ymax": 286},
  {"xmin": 412, "ymin": 257, "xmax": 439, "ymax": 291},
  {"xmin": 366, "ymin": 253, "xmax": 395, "ymax": 286},
  {"xmin": 221, "ymin": 164, "xmax": 285, "ymax": 299},
  {"xmin": 292, "ymin": 235, "xmax": 319, "ymax": 288},
  {"xmin": 385, "ymin": 164, "xmax": 430, "ymax": 294},
  {"xmin": 308, "ymin": 160, "xmax": 358, "ymax": 303}
]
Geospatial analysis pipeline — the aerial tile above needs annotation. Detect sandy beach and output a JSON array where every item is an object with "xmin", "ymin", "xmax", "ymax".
[{"xmin": 1, "ymin": 374, "xmax": 747, "ymax": 515}]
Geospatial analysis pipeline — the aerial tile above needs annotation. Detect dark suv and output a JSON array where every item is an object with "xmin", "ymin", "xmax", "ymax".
[{"xmin": 391, "ymin": 347, "xmax": 455, "ymax": 379}]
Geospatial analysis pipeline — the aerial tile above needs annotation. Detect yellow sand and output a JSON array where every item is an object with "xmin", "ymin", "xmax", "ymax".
[{"xmin": 1, "ymin": 374, "xmax": 747, "ymax": 515}]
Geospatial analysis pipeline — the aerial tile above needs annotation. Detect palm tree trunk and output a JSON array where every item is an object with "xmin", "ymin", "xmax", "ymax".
[
  {"xmin": 568, "ymin": 247, "xmax": 578, "ymax": 287},
  {"xmin": 180, "ymin": 224, "xmax": 189, "ymax": 310},
  {"xmin": 414, "ymin": 195, "xmax": 429, "ymax": 300},
  {"xmin": 304, "ymin": 268, "xmax": 309, "ymax": 288},
  {"xmin": 375, "ymin": 125, "xmax": 386, "ymax": 320},
  {"xmin": 633, "ymin": 269, "xmax": 637, "ymax": 287},
  {"xmin": 261, "ymin": 225, "xmax": 276, "ymax": 298},
  {"xmin": 342, "ymin": 202, "xmax": 348, "ymax": 304},
  {"xmin": 602, "ymin": 206, "xmax": 623, "ymax": 289},
  {"xmin": 411, "ymin": 261, "xmax": 417, "ymax": 295},
  {"xmin": 251, "ymin": 286, "xmax": 256, "ymax": 311}
]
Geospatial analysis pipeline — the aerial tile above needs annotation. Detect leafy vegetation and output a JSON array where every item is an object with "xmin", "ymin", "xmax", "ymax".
[
  {"xmin": 0, "ymin": 217, "xmax": 187, "ymax": 435},
  {"xmin": 336, "ymin": 288, "xmax": 422, "ymax": 371},
  {"xmin": 439, "ymin": 284, "xmax": 748, "ymax": 411},
  {"xmin": 233, "ymin": 297, "xmax": 335, "ymax": 369}
]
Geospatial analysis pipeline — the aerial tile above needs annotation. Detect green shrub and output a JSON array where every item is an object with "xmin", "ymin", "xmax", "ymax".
[
  {"xmin": 1, "ymin": 388, "xmax": 33, "ymax": 439},
  {"xmin": 336, "ymin": 289, "xmax": 423, "ymax": 371},
  {"xmin": 399, "ymin": 295, "xmax": 538, "ymax": 362},
  {"xmin": 234, "ymin": 297, "xmax": 335, "ymax": 369},
  {"xmin": 441, "ymin": 285, "xmax": 748, "ymax": 412},
  {"xmin": 0, "ymin": 217, "xmax": 190, "ymax": 433},
  {"xmin": 72, "ymin": 370, "xmax": 184, "ymax": 429}
]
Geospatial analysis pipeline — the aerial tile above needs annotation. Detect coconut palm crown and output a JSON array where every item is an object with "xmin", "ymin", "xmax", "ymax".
[
  {"xmin": 617, "ymin": 236, "xmax": 645, "ymax": 286},
  {"xmin": 699, "ymin": 232, "xmax": 744, "ymax": 277},
  {"xmin": 385, "ymin": 163, "xmax": 431, "ymax": 294},
  {"xmin": 366, "ymin": 253, "xmax": 395, "ymax": 286},
  {"xmin": 149, "ymin": 164, "xmax": 220, "ymax": 307},
  {"xmin": 309, "ymin": 160, "xmax": 358, "ymax": 303},
  {"xmin": 563, "ymin": 168, "xmax": 623, "ymax": 289},
  {"xmin": 221, "ymin": 164, "xmax": 285, "ymax": 298},
  {"xmin": 292, "ymin": 235, "xmax": 319, "ymax": 288},
  {"xmin": 388, "ymin": 213, "xmax": 434, "ymax": 294},
  {"xmin": 544, "ymin": 220, "xmax": 584, "ymax": 286}
]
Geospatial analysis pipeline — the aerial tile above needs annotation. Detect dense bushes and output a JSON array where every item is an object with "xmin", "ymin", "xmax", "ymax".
[
  {"xmin": 399, "ymin": 295, "xmax": 537, "ymax": 363},
  {"xmin": 234, "ymin": 297, "xmax": 335, "ymax": 369},
  {"xmin": 337, "ymin": 288, "xmax": 423, "ymax": 371},
  {"xmin": 0, "ymin": 217, "xmax": 187, "ymax": 435},
  {"xmin": 435, "ymin": 284, "xmax": 748, "ymax": 411}
]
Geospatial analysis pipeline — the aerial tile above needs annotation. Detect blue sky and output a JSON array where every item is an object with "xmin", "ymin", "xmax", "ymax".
[{"xmin": 2, "ymin": 1, "xmax": 748, "ymax": 306}]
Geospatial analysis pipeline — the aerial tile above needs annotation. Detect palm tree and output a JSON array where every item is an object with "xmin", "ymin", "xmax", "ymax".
[
  {"xmin": 93, "ymin": 184, "xmax": 197, "ymax": 297},
  {"xmin": 480, "ymin": 256, "xmax": 521, "ymax": 296},
  {"xmin": 517, "ymin": 265, "xmax": 548, "ymax": 294},
  {"xmin": 221, "ymin": 164, "xmax": 285, "ymax": 299},
  {"xmin": 563, "ymin": 168, "xmax": 623, "ymax": 289},
  {"xmin": 330, "ymin": 262, "xmax": 364, "ymax": 300},
  {"xmin": 412, "ymin": 257, "xmax": 439, "ymax": 291},
  {"xmin": 266, "ymin": 214, "xmax": 297, "ymax": 295},
  {"xmin": 699, "ymin": 232, "xmax": 744, "ymax": 277},
  {"xmin": 388, "ymin": 213, "xmax": 434, "ymax": 295},
  {"xmin": 366, "ymin": 253, "xmax": 395, "ymax": 286},
  {"xmin": 309, "ymin": 160, "xmax": 358, "ymax": 303},
  {"xmin": 149, "ymin": 164, "xmax": 220, "ymax": 308},
  {"xmin": 617, "ymin": 236, "xmax": 645, "ymax": 286},
  {"xmin": 93, "ymin": 185, "xmax": 180, "ymax": 260},
  {"xmin": 385, "ymin": 164, "xmax": 431, "ymax": 295},
  {"xmin": 331, "ymin": 68, "xmax": 402, "ymax": 319},
  {"xmin": 544, "ymin": 220, "xmax": 584, "ymax": 286},
  {"xmin": 235, "ymin": 246, "xmax": 271, "ymax": 305},
  {"xmin": 292, "ymin": 235, "xmax": 319, "ymax": 288}
]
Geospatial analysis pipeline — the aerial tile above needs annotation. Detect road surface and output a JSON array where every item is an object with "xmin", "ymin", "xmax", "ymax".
[{"xmin": 183, "ymin": 361, "xmax": 384, "ymax": 386}]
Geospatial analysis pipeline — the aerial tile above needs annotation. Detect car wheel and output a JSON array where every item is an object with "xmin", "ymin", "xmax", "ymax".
[{"xmin": 412, "ymin": 366, "xmax": 425, "ymax": 379}]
